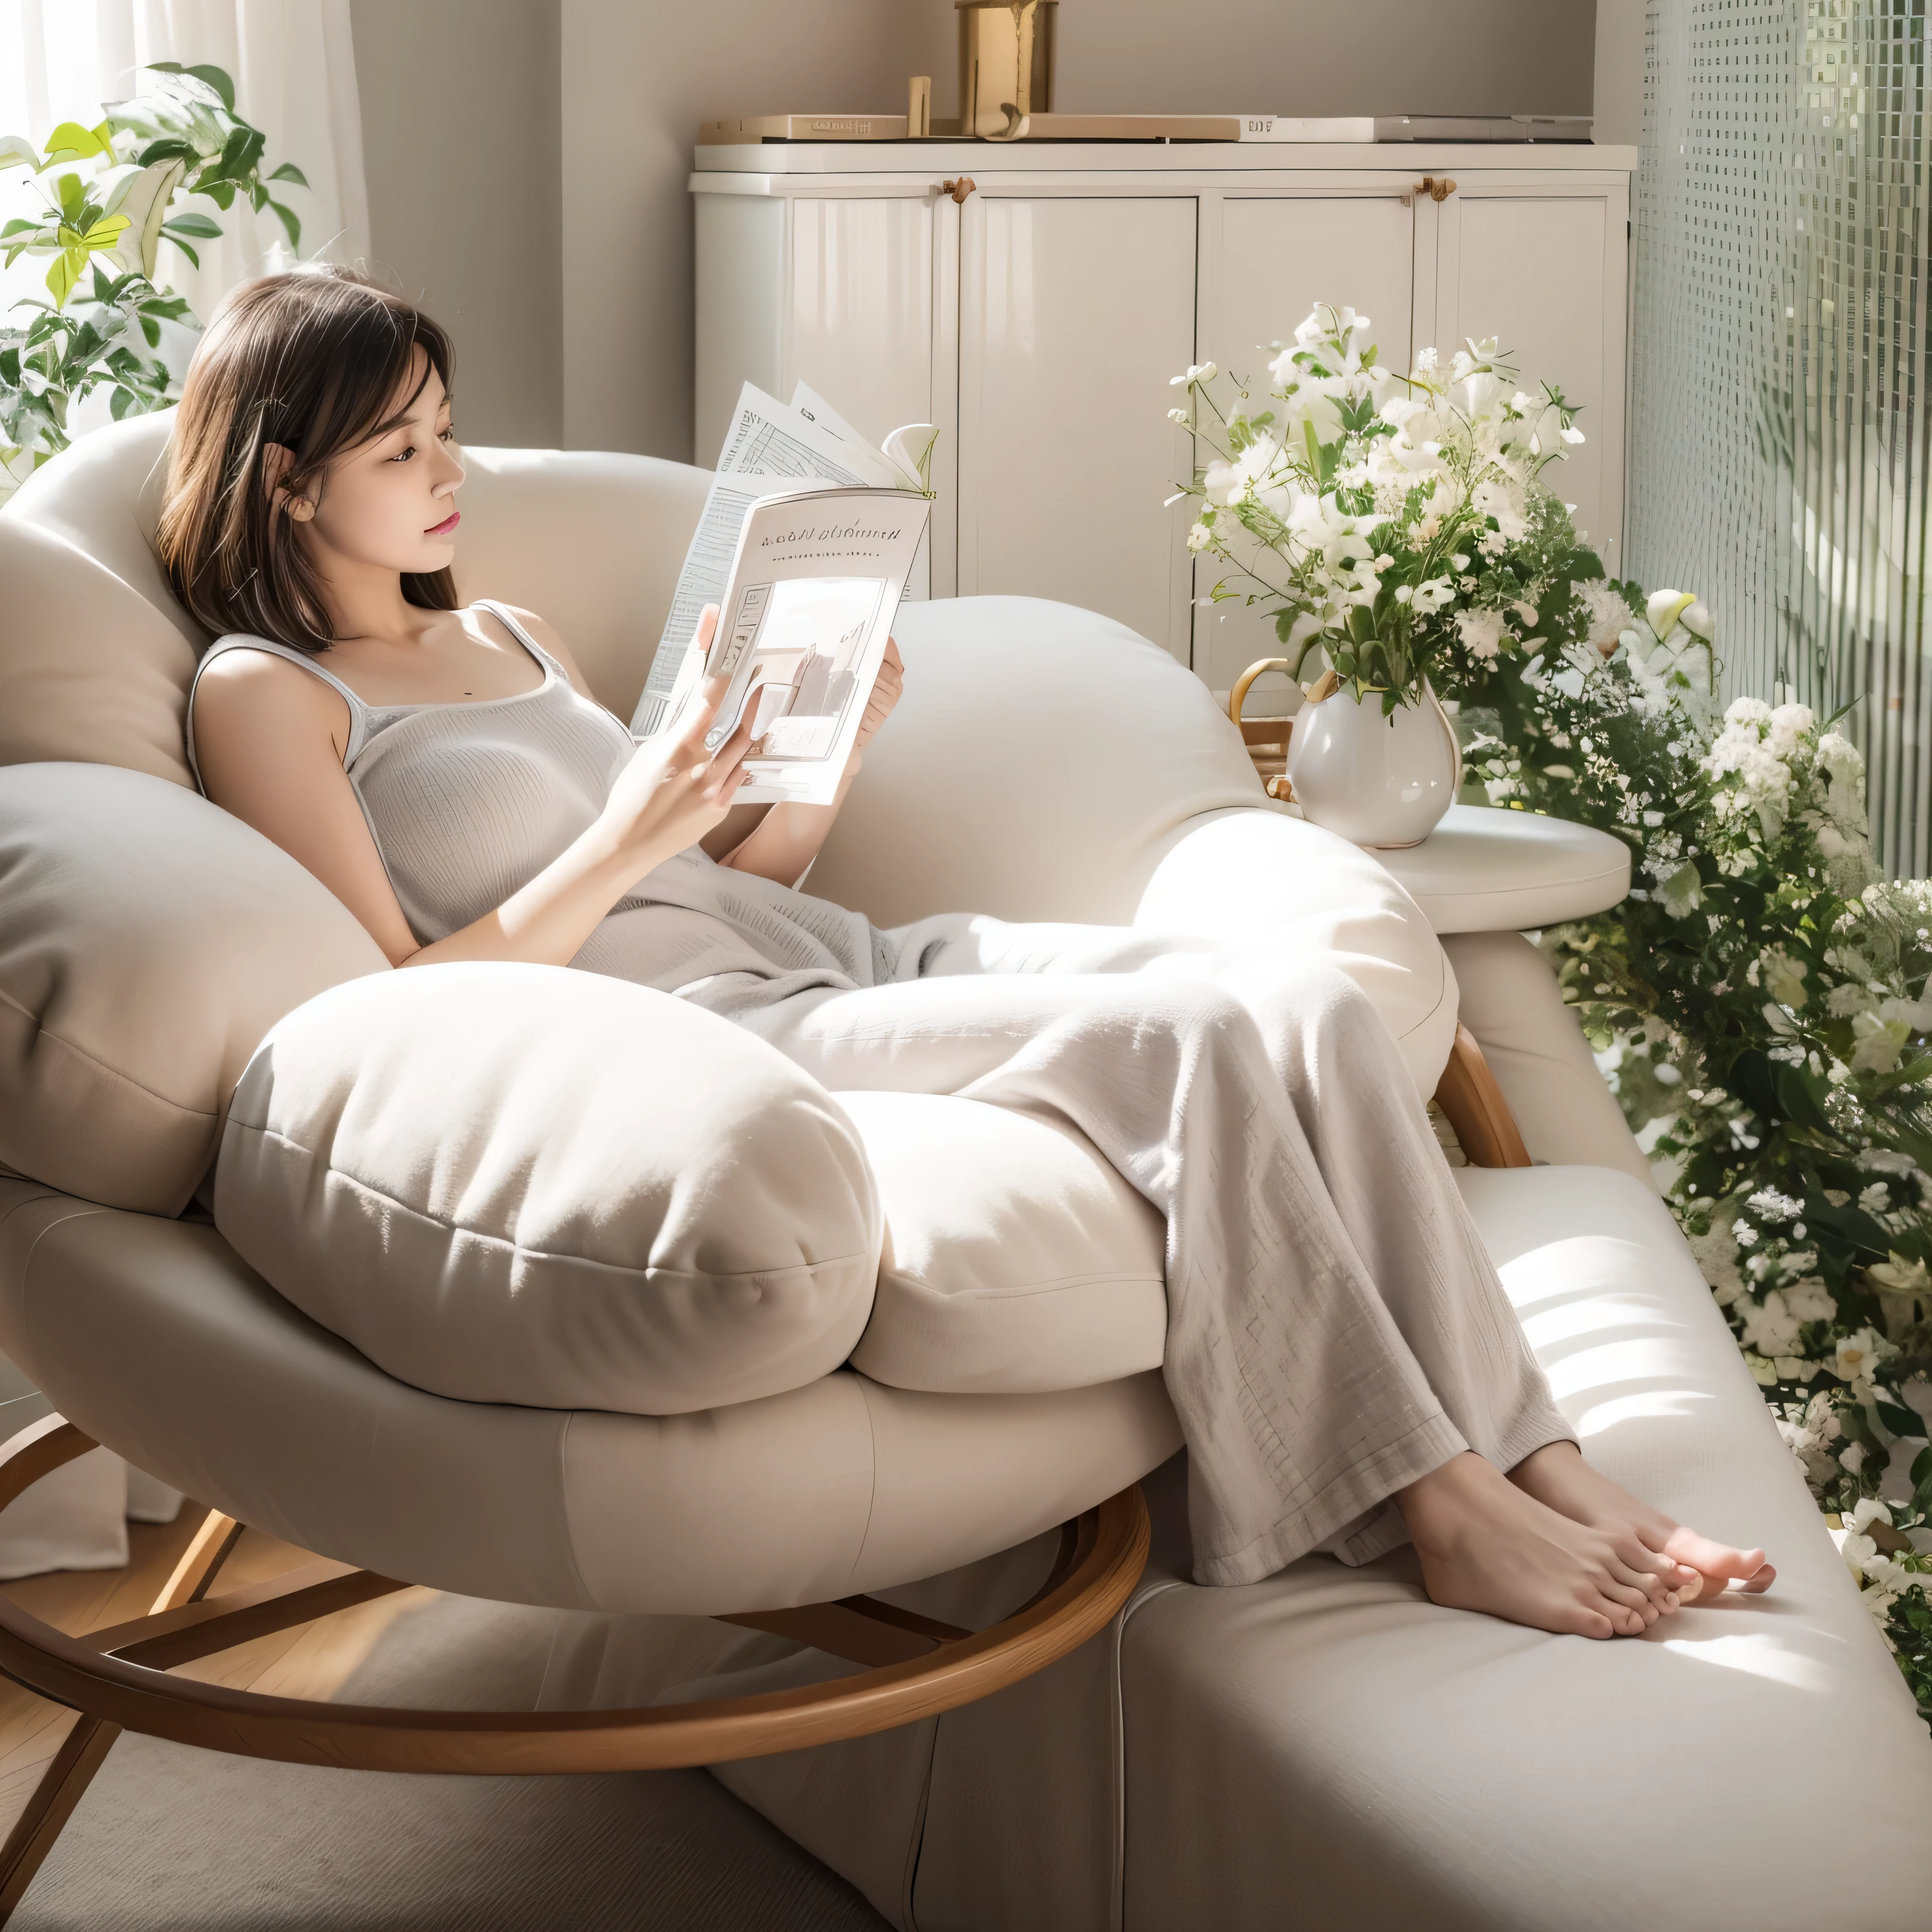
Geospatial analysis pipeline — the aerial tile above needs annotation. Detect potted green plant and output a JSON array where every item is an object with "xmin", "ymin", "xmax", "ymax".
[{"xmin": 0, "ymin": 62, "xmax": 308, "ymax": 494}]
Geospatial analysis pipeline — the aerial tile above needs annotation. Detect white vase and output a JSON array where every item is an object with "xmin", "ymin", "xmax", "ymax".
[{"xmin": 1284, "ymin": 681, "xmax": 1462, "ymax": 849}]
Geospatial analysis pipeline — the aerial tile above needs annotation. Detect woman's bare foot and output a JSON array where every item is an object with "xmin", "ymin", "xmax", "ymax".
[
  {"xmin": 1397, "ymin": 1451, "xmax": 1683, "ymax": 1639},
  {"xmin": 1507, "ymin": 1441, "xmax": 1774, "ymax": 1601}
]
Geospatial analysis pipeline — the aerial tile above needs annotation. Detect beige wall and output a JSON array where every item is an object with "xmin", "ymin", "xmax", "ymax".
[
  {"xmin": 559, "ymin": 0, "xmax": 935, "ymax": 462},
  {"xmin": 1592, "ymin": 0, "xmax": 1645, "ymax": 147},
  {"xmin": 356, "ymin": 0, "xmax": 1599, "ymax": 461},
  {"xmin": 350, "ymin": 0, "xmax": 563, "ymax": 447},
  {"xmin": 1040, "ymin": 0, "xmax": 1591, "ymax": 116}
]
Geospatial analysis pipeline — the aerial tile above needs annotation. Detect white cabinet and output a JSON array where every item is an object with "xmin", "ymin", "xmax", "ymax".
[
  {"xmin": 692, "ymin": 142, "xmax": 1633, "ymax": 692},
  {"xmin": 958, "ymin": 193, "xmax": 1197, "ymax": 654},
  {"xmin": 1431, "ymin": 184, "xmax": 1627, "ymax": 579}
]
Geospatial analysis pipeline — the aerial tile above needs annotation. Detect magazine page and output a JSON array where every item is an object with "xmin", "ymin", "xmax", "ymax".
[
  {"xmin": 714, "ymin": 380, "xmax": 903, "ymax": 488},
  {"xmin": 684, "ymin": 486, "xmax": 930, "ymax": 807},
  {"xmin": 630, "ymin": 472, "xmax": 802, "ymax": 735},
  {"xmin": 632, "ymin": 383, "xmax": 912, "ymax": 734},
  {"xmin": 787, "ymin": 382, "xmax": 920, "ymax": 487}
]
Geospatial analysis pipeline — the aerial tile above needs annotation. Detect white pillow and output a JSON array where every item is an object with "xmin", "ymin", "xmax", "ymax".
[
  {"xmin": 216, "ymin": 963, "xmax": 881, "ymax": 1415},
  {"xmin": 0, "ymin": 762, "xmax": 390, "ymax": 1215},
  {"xmin": 842, "ymin": 1091, "xmax": 1168, "ymax": 1394}
]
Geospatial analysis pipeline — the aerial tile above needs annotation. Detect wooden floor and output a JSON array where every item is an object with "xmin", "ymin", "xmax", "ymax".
[{"xmin": 0, "ymin": 1505, "xmax": 437, "ymax": 1840}]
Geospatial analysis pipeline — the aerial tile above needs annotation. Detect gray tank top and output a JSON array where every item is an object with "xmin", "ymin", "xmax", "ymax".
[{"xmin": 185, "ymin": 601, "xmax": 894, "ymax": 1011}]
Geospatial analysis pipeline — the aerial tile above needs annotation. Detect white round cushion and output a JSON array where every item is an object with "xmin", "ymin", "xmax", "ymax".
[
  {"xmin": 215, "ymin": 962, "xmax": 882, "ymax": 1416},
  {"xmin": 0, "ymin": 762, "xmax": 390, "ymax": 1215},
  {"xmin": 841, "ymin": 1092, "xmax": 1168, "ymax": 1395}
]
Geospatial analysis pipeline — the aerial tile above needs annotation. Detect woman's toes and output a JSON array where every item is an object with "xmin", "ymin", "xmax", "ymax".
[
  {"xmin": 1606, "ymin": 1548, "xmax": 1680, "ymax": 1609},
  {"xmin": 1679, "ymin": 1558, "xmax": 1777, "ymax": 1604},
  {"xmin": 1662, "ymin": 1525, "xmax": 1768, "ymax": 1582}
]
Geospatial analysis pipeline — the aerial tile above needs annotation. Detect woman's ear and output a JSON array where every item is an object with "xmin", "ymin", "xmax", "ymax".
[{"xmin": 261, "ymin": 442, "xmax": 315, "ymax": 521}]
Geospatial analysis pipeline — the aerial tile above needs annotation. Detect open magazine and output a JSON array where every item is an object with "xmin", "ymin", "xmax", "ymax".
[
  {"xmin": 629, "ymin": 381, "xmax": 936, "ymax": 761},
  {"xmin": 649, "ymin": 483, "xmax": 930, "ymax": 805}
]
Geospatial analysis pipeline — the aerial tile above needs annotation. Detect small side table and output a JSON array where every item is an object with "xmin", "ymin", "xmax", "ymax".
[
  {"xmin": 1351, "ymin": 801, "xmax": 1652, "ymax": 1183},
  {"xmin": 1369, "ymin": 802, "xmax": 1630, "ymax": 933}
]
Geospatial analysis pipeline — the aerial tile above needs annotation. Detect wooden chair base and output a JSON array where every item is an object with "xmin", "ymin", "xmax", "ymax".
[
  {"xmin": 0, "ymin": 1040, "xmax": 1525, "ymax": 1918},
  {"xmin": 0, "ymin": 1416, "xmax": 1149, "ymax": 1923},
  {"xmin": 1434, "ymin": 1024, "xmax": 1532, "ymax": 1169}
]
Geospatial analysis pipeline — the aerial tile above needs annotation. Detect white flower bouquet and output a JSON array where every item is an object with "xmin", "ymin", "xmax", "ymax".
[{"xmin": 1171, "ymin": 304, "xmax": 1587, "ymax": 710}]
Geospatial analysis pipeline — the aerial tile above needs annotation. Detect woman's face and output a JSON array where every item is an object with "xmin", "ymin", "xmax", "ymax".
[{"xmin": 279, "ymin": 349, "xmax": 465, "ymax": 575}]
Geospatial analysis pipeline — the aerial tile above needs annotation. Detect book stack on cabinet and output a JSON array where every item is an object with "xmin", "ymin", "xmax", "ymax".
[{"xmin": 691, "ymin": 138, "xmax": 1634, "ymax": 700}]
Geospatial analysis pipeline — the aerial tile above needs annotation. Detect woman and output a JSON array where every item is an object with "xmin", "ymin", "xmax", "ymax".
[{"xmin": 167, "ymin": 266, "xmax": 1773, "ymax": 1636}]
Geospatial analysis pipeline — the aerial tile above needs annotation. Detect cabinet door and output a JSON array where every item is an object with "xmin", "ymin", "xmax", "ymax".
[
  {"xmin": 957, "ymin": 194, "xmax": 1197, "ymax": 658},
  {"xmin": 1432, "ymin": 184, "xmax": 1629, "ymax": 568},
  {"xmin": 1192, "ymin": 191, "xmax": 1420, "ymax": 698},
  {"xmin": 696, "ymin": 191, "xmax": 941, "ymax": 594},
  {"xmin": 782, "ymin": 196, "xmax": 938, "ymax": 453}
]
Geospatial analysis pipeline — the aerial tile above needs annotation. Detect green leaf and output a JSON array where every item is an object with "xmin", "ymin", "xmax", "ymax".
[
  {"xmin": 53, "ymin": 172, "xmax": 85, "ymax": 217},
  {"xmin": 135, "ymin": 138, "xmax": 197, "ymax": 168},
  {"xmin": 183, "ymin": 64, "xmax": 238, "ymax": 111},
  {"xmin": 40, "ymin": 121, "xmax": 106, "ymax": 164},
  {"xmin": 0, "ymin": 218, "xmax": 43, "ymax": 241},
  {"xmin": 44, "ymin": 249, "xmax": 82, "ymax": 309},
  {"xmin": 167, "ymin": 238, "xmax": 200, "ymax": 271},
  {"xmin": 78, "ymin": 214, "xmax": 130, "ymax": 250},
  {"xmin": 267, "ymin": 199, "xmax": 300, "ymax": 251},
  {"xmin": 267, "ymin": 161, "xmax": 308, "ymax": 188},
  {"xmin": 161, "ymin": 212, "xmax": 222, "ymax": 239},
  {"xmin": 1880, "ymin": 1402, "xmax": 1923, "ymax": 1440}
]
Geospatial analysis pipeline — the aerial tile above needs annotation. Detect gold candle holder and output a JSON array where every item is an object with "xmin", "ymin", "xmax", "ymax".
[{"xmin": 957, "ymin": 1, "xmax": 1058, "ymax": 142}]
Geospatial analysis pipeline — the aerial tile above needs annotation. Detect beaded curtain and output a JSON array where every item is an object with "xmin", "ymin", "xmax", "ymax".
[{"xmin": 1632, "ymin": 0, "xmax": 1932, "ymax": 876}]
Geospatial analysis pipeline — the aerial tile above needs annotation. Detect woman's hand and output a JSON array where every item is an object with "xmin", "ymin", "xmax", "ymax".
[
  {"xmin": 718, "ymin": 639, "xmax": 899, "ymax": 889},
  {"xmin": 853, "ymin": 637, "xmax": 904, "ymax": 753},
  {"xmin": 600, "ymin": 667, "xmax": 759, "ymax": 868}
]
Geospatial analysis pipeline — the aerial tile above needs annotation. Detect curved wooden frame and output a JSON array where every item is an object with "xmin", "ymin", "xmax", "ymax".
[{"xmin": 0, "ymin": 1416, "xmax": 1148, "ymax": 1919}]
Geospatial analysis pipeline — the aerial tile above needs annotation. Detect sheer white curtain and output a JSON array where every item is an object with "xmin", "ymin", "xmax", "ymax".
[{"xmin": 0, "ymin": 0, "xmax": 370, "ymax": 325}]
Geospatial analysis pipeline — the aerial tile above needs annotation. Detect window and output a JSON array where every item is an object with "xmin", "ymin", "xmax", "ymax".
[{"xmin": 1632, "ymin": 0, "xmax": 1931, "ymax": 873}]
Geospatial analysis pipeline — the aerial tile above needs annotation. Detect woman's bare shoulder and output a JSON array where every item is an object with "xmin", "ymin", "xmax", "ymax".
[
  {"xmin": 196, "ymin": 642, "xmax": 335, "ymax": 704},
  {"xmin": 489, "ymin": 602, "xmax": 596, "ymax": 696},
  {"xmin": 193, "ymin": 644, "xmax": 349, "ymax": 746}
]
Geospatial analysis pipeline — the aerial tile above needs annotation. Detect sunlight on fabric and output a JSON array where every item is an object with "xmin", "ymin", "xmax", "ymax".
[
  {"xmin": 1658, "ymin": 1630, "xmax": 1834, "ymax": 1696},
  {"xmin": 1540, "ymin": 1341, "xmax": 1694, "ymax": 1405},
  {"xmin": 1512, "ymin": 1285, "xmax": 1683, "ymax": 1349},
  {"xmin": 1567, "ymin": 1389, "xmax": 1707, "ymax": 1438}
]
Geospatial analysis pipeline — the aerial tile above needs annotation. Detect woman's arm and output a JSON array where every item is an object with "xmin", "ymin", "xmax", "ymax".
[
  {"xmin": 492, "ymin": 603, "xmax": 772, "ymax": 864},
  {"xmin": 193, "ymin": 616, "xmax": 758, "ymax": 970},
  {"xmin": 720, "ymin": 638, "xmax": 904, "ymax": 889}
]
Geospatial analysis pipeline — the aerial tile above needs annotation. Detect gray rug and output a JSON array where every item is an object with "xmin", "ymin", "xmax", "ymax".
[{"xmin": 14, "ymin": 1595, "xmax": 892, "ymax": 1931}]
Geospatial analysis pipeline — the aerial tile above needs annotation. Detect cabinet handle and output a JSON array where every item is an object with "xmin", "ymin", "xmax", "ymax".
[
  {"xmin": 940, "ymin": 175, "xmax": 977, "ymax": 203},
  {"xmin": 1415, "ymin": 175, "xmax": 1457, "ymax": 203}
]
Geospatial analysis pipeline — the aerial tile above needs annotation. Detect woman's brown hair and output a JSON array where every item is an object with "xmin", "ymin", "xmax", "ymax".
[{"xmin": 156, "ymin": 265, "xmax": 457, "ymax": 654}]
